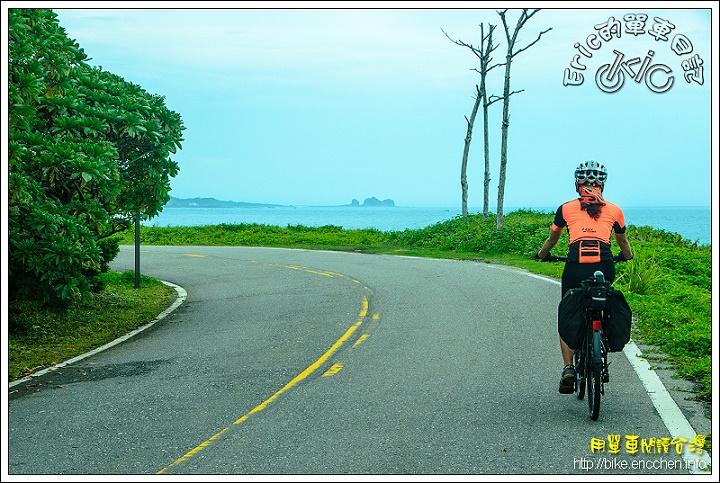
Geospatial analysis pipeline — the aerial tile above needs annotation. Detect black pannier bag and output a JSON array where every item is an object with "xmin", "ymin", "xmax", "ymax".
[
  {"xmin": 603, "ymin": 288, "xmax": 632, "ymax": 352},
  {"xmin": 557, "ymin": 287, "xmax": 587, "ymax": 350},
  {"xmin": 557, "ymin": 285, "xmax": 632, "ymax": 352}
]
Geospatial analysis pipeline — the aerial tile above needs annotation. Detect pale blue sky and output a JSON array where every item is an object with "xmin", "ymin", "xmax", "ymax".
[{"xmin": 6, "ymin": 3, "xmax": 717, "ymax": 209}]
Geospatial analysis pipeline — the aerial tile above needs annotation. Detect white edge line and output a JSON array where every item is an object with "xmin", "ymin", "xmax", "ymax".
[
  {"xmin": 8, "ymin": 281, "xmax": 187, "ymax": 389},
  {"xmin": 623, "ymin": 340, "xmax": 712, "ymax": 473},
  {"xmin": 490, "ymin": 264, "xmax": 712, "ymax": 473}
]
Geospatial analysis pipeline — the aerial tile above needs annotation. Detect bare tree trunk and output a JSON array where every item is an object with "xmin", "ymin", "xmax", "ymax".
[
  {"xmin": 481, "ymin": 68, "xmax": 491, "ymax": 219},
  {"xmin": 443, "ymin": 23, "xmax": 499, "ymax": 220},
  {"xmin": 496, "ymin": 9, "xmax": 551, "ymax": 230},
  {"xmin": 461, "ymin": 85, "xmax": 482, "ymax": 218},
  {"xmin": 497, "ymin": 55, "xmax": 511, "ymax": 230}
]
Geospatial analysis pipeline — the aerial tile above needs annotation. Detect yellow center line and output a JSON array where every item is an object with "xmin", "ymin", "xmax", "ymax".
[
  {"xmin": 305, "ymin": 269, "xmax": 334, "ymax": 277},
  {"xmin": 352, "ymin": 333, "xmax": 370, "ymax": 348},
  {"xmin": 232, "ymin": 317, "xmax": 362, "ymax": 425},
  {"xmin": 359, "ymin": 296, "xmax": 368, "ymax": 318},
  {"xmin": 322, "ymin": 363, "xmax": 344, "ymax": 376},
  {"xmin": 157, "ymin": 296, "xmax": 369, "ymax": 474}
]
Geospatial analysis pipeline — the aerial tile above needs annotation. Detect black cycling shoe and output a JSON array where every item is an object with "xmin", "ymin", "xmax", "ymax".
[{"xmin": 559, "ymin": 364, "xmax": 576, "ymax": 394}]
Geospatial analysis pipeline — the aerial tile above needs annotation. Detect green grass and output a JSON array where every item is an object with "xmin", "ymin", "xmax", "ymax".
[
  {"xmin": 8, "ymin": 271, "xmax": 176, "ymax": 381},
  {"xmin": 10, "ymin": 209, "xmax": 711, "ymax": 410}
]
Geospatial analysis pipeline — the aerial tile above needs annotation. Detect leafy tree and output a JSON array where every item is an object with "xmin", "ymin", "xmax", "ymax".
[
  {"xmin": 8, "ymin": 8, "xmax": 184, "ymax": 308},
  {"xmin": 73, "ymin": 66, "xmax": 183, "ymax": 221}
]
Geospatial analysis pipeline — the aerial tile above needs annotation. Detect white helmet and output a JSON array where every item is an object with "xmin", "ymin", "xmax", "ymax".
[{"xmin": 574, "ymin": 160, "xmax": 607, "ymax": 185}]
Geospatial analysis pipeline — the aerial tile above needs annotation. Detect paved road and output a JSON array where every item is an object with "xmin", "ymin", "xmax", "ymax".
[{"xmin": 7, "ymin": 246, "xmax": 711, "ymax": 475}]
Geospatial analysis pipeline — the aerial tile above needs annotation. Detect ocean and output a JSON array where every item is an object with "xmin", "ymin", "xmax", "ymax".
[{"xmin": 144, "ymin": 205, "xmax": 713, "ymax": 246}]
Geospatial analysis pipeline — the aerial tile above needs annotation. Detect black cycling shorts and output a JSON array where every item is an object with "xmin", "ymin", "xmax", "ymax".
[{"xmin": 561, "ymin": 260, "xmax": 615, "ymax": 297}]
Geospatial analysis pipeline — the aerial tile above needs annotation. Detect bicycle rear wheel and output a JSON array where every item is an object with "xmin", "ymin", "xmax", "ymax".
[
  {"xmin": 587, "ymin": 330, "xmax": 602, "ymax": 420},
  {"xmin": 574, "ymin": 348, "xmax": 585, "ymax": 400}
]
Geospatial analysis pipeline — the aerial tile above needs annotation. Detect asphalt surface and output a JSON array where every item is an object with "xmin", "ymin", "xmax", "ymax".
[{"xmin": 7, "ymin": 246, "xmax": 713, "ymax": 476}]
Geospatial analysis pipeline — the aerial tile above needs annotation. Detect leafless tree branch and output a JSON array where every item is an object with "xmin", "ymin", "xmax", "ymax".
[
  {"xmin": 494, "ymin": 8, "xmax": 551, "ymax": 229},
  {"xmin": 487, "ymin": 95, "xmax": 503, "ymax": 106}
]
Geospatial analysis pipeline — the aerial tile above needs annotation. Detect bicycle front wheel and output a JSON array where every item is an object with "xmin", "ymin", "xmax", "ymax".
[{"xmin": 587, "ymin": 330, "xmax": 603, "ymax": 420}]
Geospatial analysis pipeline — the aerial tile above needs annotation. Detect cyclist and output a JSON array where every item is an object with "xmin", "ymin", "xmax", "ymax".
[{"xmin": 535, "ymin": 160, "xmax": 634, "ymax": 394}]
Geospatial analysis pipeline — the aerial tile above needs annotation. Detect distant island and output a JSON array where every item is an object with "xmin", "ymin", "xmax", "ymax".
[
  {"xmin": 166, "ymin": 196, "xmax": 395, "ymax": 208},
  {"xmin": 348, "ymin": 197, "xmax": 395, "ymax": 207},
  {"xmin": 166, "ymin": 196, "xmax": 284, "ymax": 208}
]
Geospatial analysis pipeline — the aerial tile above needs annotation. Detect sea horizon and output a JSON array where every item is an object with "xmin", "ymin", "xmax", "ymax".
[{"xmin": 147, "ymin": 204, "xmax": 712, "ymax": 246}]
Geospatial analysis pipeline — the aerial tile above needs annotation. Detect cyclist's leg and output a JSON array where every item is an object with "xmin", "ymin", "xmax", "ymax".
[
  {"xmin": 559, "ymin": 344, "xmax": 576, "ymax": 394},
  {"xmin": 560, "ymin": 264, "xmax": 583, "ymax": 365},
  {"xmin": 558, "ymin": 265, "xmax": 585, "ymax": 394},
  {"xmin": 560, "ymin": 336, "xmax": 574, "ymax": 366},
  {"xmin": 599, "ymin": 259, "xmax": 616, "ymax": 284}
]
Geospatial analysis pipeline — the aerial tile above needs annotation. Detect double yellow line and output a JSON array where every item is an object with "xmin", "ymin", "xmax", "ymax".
[{"xmin": 157, "ymin": 294, "xmax": 371, "ymax": 474}]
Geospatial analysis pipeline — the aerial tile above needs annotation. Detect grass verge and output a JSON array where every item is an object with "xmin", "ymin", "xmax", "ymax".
[{"xmin": 8, "ymin": 271, "xmax": 176, "ymax": 381}]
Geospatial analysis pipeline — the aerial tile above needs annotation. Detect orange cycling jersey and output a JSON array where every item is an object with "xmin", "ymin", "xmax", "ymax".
[{"xmin": 551, "ymin": 199, "xmax": 627, "ymax": 263}]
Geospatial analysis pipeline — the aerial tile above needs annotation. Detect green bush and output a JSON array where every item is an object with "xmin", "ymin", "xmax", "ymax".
[{"xmin": 8, "ymin": 9, "xmax": 184, "ymax": 308}]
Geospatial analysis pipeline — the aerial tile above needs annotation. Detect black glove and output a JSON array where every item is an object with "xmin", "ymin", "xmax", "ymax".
[
  {"xmin": 535, "ymin": 251, "xmax": 553, "ymax": 262},
  {"xmin": 615, "ymin": 252, "xmax": 633, "ymax": 262}
]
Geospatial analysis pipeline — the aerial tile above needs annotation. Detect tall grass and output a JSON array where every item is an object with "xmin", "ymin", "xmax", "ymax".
[{"xmin": 615, "ymin": 255, "xmax": 667, "ymax": 295}]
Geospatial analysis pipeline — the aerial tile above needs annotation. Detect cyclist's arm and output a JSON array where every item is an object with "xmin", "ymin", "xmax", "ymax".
[
  {"xmin": 537, "ymin": 228, "xmax": 562, "ymax": 259},
  {"xmin": 614, "ymin": 232, "xmax": 633, "ymax": 260}
]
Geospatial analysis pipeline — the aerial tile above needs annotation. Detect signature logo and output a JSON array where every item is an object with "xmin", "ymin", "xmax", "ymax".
[{"xmin": 562, "ymin": 13, "xmax": 705, "ymax": 93}]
